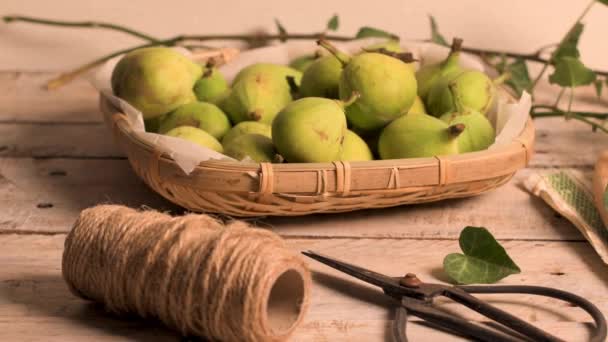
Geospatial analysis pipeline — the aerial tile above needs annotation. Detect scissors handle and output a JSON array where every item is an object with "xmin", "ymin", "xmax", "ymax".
[
  {"xmin": 443, "ymin": 286, "xmax": 564, "ymax": 342},
  {"xmin": 394, "ymin": 297, "xmax": 526, "ymax": 342},
  {"xmin": 459, "ymin": 284, "xmax": 607, "ymax": 342}
]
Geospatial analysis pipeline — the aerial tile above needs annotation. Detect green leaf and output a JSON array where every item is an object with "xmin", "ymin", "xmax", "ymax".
[
  {"xmin": 551, "ymin": 22, "xmax": 584, "ymax": 62},
  {"xmin": 549, "ymin": 56, "xmax": 596, "ymax": 87},
  {"xmin": 429, "ymin": 15, "xmax": 448, "ymax": 47},
  {"xmin": 274, "ymin": 18, "xmax": 287, "ymax": 42},
  {"xmin": 496, "ymin": 58, "xmax": 532, "ymax": 96},
  {"xmin": 595, "ymin": 79, "xmax": 604, "ymax": 99},
  {"xmin": 327, "ymin": 14, "xmax": 339, "ymax": 31},
  {"xmin": 355, "ymin": 26, "xmax": 399, "ymax": 40},
  {"xmin": 443, "ymin": 227, "xmax": 521, "ymax": 284},
  {"xmin": 598, "ymin": 0, "xmax": 608, "ymax": 6}
]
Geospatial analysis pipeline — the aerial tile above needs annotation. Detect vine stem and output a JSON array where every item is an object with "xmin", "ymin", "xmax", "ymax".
[
  {"xmin": 4, "ymin": 13, "xmax": 608, "ymax": 89},
  {"xmin": 531, "ymin": 111, "xmax": 608, "ymax": 133},
  {"xmin": 531, "ymin": 105, "xmax": 608, "ymax": 119},
  {"xmin": 3, "ymin": 15, "xmax": 161, "ymax": 42},
  {"xmin": 46, "ymin": 40, "xmax": 176, "ymax": 90},
  {"xmin": 529, "ymin": 0, "xmax": 597, "ymax": 91}
]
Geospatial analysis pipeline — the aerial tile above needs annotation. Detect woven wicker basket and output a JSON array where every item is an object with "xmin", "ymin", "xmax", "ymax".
[{"xmin": 100, "ymin": 93, "xmax": 534, "ymax": 217}]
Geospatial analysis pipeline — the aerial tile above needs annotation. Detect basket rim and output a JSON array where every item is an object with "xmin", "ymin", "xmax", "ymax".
[{"xmin": 101, "ymin": 93, "xmax": 534, "ymax": 195}]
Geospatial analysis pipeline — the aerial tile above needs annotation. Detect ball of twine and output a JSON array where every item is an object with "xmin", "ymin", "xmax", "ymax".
[{"xmin": 62, "ymin": 205, "xmax": 311, "ymax": 341}]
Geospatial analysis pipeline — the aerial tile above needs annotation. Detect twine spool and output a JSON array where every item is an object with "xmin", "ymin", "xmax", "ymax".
[{"xmin": 62, "ymin": 205, "xmax": 311, "ymax": 341}]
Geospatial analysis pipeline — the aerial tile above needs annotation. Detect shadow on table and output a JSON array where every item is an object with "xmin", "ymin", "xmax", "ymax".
[
  {"xmin": 0, "ymin": 273, "xmax": 190, "ymax": 341},
  {"xmin": 264, "ymin": 189, "xmax": 580, "ymax": 242}
]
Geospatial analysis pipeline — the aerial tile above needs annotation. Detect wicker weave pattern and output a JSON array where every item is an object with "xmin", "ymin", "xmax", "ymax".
[{"xmin": 102, "ymin": 95, "xmax": 534, "ymax": 217}]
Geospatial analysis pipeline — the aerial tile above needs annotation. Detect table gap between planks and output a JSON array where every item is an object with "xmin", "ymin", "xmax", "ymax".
[{"xmin": 1, "ymin": 71, "xmax": 607, "ymax": 341}]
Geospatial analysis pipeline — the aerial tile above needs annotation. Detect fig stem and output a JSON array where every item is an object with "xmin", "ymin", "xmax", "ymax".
[
  {"xmin": 369, "ymin": 48, "xmax": 417, "ymax": 64},
  {"xmin": 448, "ymin": 123, "xmax": 466, "ymax": 138},
  {"xmin": 202, "ymin": 68, "xmax": 213, "ymax": 78},
  {"xmin": 317, "ymin": 39, "xmax": 351, "ymax": 66},
  {"xmin": 273, "ymin": 154, "xmax": 285, "ymax": 164},
  {"xmin": 450, "ymin": 38, "xmax": 463, "ymax": 54},
  {"xmin": 441, "ymin": 39, "xmax": 462, "ymax": 69},
  {"xmin": 286, "ymin": 76, "xmax": 300, "ymax": 96},
  {"xmin": 493, "ymin": 73, "xmax": 511, "ymax": 85},
  {"xmin": 341, "ymin": 91, "xmax": 361, "ymax": 107}
]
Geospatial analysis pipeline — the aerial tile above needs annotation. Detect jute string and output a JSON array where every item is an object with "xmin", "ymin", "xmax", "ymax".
[{"xmin": 62, "ymin": 205, "xmax": 311, "ymax": 341}]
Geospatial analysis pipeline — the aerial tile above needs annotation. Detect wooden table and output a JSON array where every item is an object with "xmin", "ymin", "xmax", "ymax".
[{"xmin": 1, "ymin": 71, "xmax": 607, "ymax": 341}]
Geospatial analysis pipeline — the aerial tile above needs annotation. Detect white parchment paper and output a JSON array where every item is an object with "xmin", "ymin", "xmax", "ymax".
[{"xmin": 91, "ymin": 39, "xmax": 531, "ymax": 174}]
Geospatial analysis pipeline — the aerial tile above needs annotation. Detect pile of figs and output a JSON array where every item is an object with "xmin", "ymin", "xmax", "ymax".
[{"xmin": 111, "ymin": 38, "xmax": 498, "ymax": 163}]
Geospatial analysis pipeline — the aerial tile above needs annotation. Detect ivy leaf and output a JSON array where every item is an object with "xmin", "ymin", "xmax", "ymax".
[
  {"xmin": 551, "ymin": 22, "xmax": 584, "ymax": 62},
  {"xmin": 355, "ymin": 26, "xmax": 399, "ymax": 40},
  {"xmin": 549, "ymin": 56, "xmax": 596, "ymax": 87},
  {"xmin": 274, "ymin": 18, "xmax": 287, "ymax": 42},
  {"xmin": 595, "ymin": 79, "xmax": 604, "ymax": 99},
  {"xmin": 496, "ymin": 58, "xmax": 532, "ymax": 96},
  {"xmin": 443, "ymin": 227, "xmax": 521, "ymax": 284},
  {"xmin": 327, "ymin": 14, "xmax": 339, "ymax": 31},
  {"xmin": 429, "ymin": 15, "xmax": 449, "ymax": 47}
]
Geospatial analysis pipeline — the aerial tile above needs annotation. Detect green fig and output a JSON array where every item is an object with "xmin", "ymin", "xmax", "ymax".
[
  {"xmin": 440, "ymin": 110, "xmax": 495, "ymax": 153},
  {"xmin": 144, "ymin": 114, "xmax": 166, "ymax": 133},
  {"xmin": 272, "ymin": 96, "xmax": 353, "ymax": 163},
  {"xmin": 193, "ymin": 65, "xmax": 229, "ymax": 104},
  {"xmin": 426, "ymin": 70, "xmax": 496, "ymax": 117},
  {"xmin": 158, "ymin": 101, "xmax": 231, "ymax": 140},
  {"xmin": 164, "ymin": 126, "xmax": 223, "ymax": 153},
  {"xmin": 299, "ymin": 56, "xmax": 343, "ymax": 99},
  {"xmin": 318, "ymin": 40, "xmax": 417, "ymax": 131},
  {"xmin": 221, "ymin": 64, "xmax": 301, "ymax": 124},
  {"xmin": 111, "ymin": 47, "xmax": 202, "ymax": 119},
  {"xmin": 223, "ymin": 133, "xmax": 278, "ymax": 162},
  {"xmin": 222, "ymin": 121, "xmax": 272, "ymax": 146},
  {"xmin": 408, "ymin": 96, "xmax": 427, "ymax": 115},
  {"xmin": 378, "ymin": 114, "xmax": 464, "ymax": 159},
  {"xmin": 338, "ymin": 130, "xmax": 373, "ymax": 161},
  {"xmin": 289, "ymin": 53, "xmax": 319, "ymax": 72},
  {"xmin": 416, "ymin": 38, "xmax": 463, "ymax": 100}
]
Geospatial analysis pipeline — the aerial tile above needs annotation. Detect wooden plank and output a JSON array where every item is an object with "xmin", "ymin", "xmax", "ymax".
[
  {"xmin": 0, "ymin": 123, "xmax": 122, "ymax": 158},
  {"xmin": 533, "ymin": 119, "xmax": 608, "ymax": 168},
  {"xmin": 0, "ymin": 234, "xmax": 604, "ymax": 341},
  {"xmin": 0, "ymin": 158, "xmax": 583, "ymax": 239},
  {"xmin": 0, "ymin": 158, "xmax": 178, "ymax": 233}
]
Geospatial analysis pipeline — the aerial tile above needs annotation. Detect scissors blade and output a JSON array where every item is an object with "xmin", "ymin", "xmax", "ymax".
[{"xmin": 302, "ymin": 250, "xmax": 420, "ymax": 297}]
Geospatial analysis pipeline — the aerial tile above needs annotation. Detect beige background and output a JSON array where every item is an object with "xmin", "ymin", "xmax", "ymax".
[{"xmin": 1, "ymin": 0, "xmax": 607, "ymax": 71}]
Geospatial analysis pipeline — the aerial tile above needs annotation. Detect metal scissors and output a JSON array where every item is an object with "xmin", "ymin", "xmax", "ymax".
[{"xmin": 302, "ymin": 250, "xmax": 607, "ymax": 342}]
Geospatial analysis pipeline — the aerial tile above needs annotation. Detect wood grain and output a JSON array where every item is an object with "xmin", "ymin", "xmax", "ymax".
[
  {"xmin": 0, "ymin": 72, "xmax": 100, "ymax": 123},
  {"xmin": 0, "ymin": 157, "xmax": 581, "ymax": 239},
  {"xmin": 1, "ymin": 71, "xmax": 607, "ymax": 341},
  {"xmin": 0, "ymin": 234, "xmax": 604, "ymax": 342}
]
